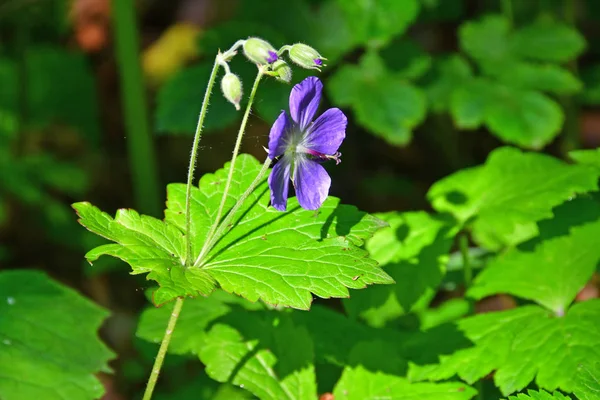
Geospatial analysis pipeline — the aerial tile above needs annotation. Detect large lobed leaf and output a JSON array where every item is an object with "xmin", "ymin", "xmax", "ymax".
[
  {"xmin": 0, "ymin": 270, "xmax": 114, "ymax": 400},
  {"xmin": 76, "ymin": 154, "xmax": 392, "ymax": 309},
  {"xmin": 328, "ymin": 51, "xmax": 426, "ymax": 146},
  {"xmin": 428, "ymin": 147, "xmax": 600, "ymax": 250},
  {"xmin": 409, "ymin": 300, "xmax": 600, "ymax": 396},
  {"xmin": 332, "ymin": 341, "xmax": 476, "ymax": 400},
  {"xmin": 343, "ymin": 212, "xmax": 458, "ymax": 327},
  {"xmin": 468, "ymin": 217, "xmax": 600, "ymax": 314},
  {"xmin": 446, "ymin": 14, "xmax": 584, "ymax": 148}
]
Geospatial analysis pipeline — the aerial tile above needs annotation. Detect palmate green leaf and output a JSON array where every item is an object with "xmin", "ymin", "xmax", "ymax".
[
  {"xmin": 573, "ymin": 362, "xmax": 600, "ymax": 400},
  {"xmin": 468, "ymin": 218, "xmax": 600, "ymax": 313},
  {"xmin": 328, "ymin": 52, "xmax": 427, "ymax": 146},
  {"xmin": 408, "ymin": 300, "xmax": 600, "ymax": 396},
  {"xmin": 335, "ymin": 0, "xmax": 420, "ymax": 46},
  {"xmin": 200, "ymin": 313, "xmax": 317, "ymax": 400},
  {"xmin": 343, "ymin": 212, "xmax": 458, "ymax": 327},
  {"xmin": 428, "ymin": 147, "xmax": 600, "ymax": 250},
  {"xmin": 450, "ymin": 78, "xmax": 564, "ymax": 149},
  {"xmin": 73, "ymin": 202, "xmax": 216, "ymax": 305},
  {"xmin": 167, "ymin": 155, "xmax": 391, "ymax": 309},
  {"xmin": 427, "ymin": 55, "xmax": 473, "ymax": 113},
  {"xmin": 506, "ymin": 390, "xmax": 571, "ymax": 400},
  {"xmin": 0, "ymin": 270, "xmax": 114, "ymax": 400},
  {"xmin": 333, "ymin": 341, "xmax": 476, "ymax": 400},
  {"xmin": 459, "ymin": 15, "xmax": 512, "ymax": 67},
  {"xmin": 78, "ymin": 154, "xmax": 391, "ymax": 309},
  {"xmin": 493, "ymin": 62, "xmax": 582, "ymax": 95},
  {"xmin": 510, "ymin": 19, "xmax": 586, "ymax": 63}
]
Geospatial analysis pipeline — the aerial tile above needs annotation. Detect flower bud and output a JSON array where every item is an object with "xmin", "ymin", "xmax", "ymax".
[
  {"xmin": 221, "ymin": 72, "xmax": 242, "ymax": 110},
  {"xmin": 271, "ymin": 60, "xmax": 292, "ymax": 83},
  {"xmin": 288, "ymin": 43, "xmax": 326, "ymax": 70},
  {"xmin": 243, "ymin": 37, "xmax": 278, "ymax": 65}
]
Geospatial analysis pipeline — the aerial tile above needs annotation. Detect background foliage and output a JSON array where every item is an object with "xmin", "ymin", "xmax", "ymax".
[{"xmin": 1, "ymin": 0, "xmax": 600, "ymax": 399}]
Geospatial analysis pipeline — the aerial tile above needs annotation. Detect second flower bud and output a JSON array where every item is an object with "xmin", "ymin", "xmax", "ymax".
[{"xmin": 221, "ymin": 72, "xmax": 243, "ymax": 110}]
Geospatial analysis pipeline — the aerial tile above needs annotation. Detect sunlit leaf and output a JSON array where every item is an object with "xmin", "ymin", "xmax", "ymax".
[{"xmin": 409, "ymin": 301, "xmax": 600, "ymax": 396}]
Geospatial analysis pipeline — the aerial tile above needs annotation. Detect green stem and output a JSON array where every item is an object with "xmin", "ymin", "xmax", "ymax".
[
  {"xmin": 141, "ymin": 297, "xmax": 184, "ymax": 400},
  {"xmin": 184, "ymin": 58, "xmax": 221, "ymax": 264},
  {"xmin": 459, "ymin": 233, "xmax": 472, "ymax": 289},
  {"xmin": 196, "ymin": 156, "xmax": 272, "ymax": 267},
  {"xmin": 501, "ymin": 0, "xmax": 513, "ymax": 24},
  {"xmin": 112, "ymin": 0, "xmax": 160, "ymax": 216},
  {"xmin": 194, "ymin": 68, "xmax": 265, "ymax": 266}
]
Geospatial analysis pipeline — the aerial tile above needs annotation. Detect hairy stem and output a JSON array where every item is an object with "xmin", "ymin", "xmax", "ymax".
[
  {"xmin": 112, "ymin": 0, "xmax": 160, "ymax": 216},
  {"xmin": 194, "ymin": 68, "xmax": 265, "ymax": 266},
  {"xmin": 459, "ymin": 233, "xmax": 472, "ymax": 288},
  {"xmin": 141, "ymin": 297, "xmax": 184, "ymax": 400},
  {"xmin": 196, "ymin": 156, "xmax": 272, "ymax": 267},
  {"xmin": 184, "ymin": 58, "xmax": 221, "ymax": 264}
]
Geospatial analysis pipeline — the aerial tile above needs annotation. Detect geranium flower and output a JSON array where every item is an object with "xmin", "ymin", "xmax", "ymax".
[{"xmin": 267, "ymin": 76, "xmax": 347, "ymax": 211}]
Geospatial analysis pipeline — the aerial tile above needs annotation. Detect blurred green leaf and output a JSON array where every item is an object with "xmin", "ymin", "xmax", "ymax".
[
  {"xmin": 468, "ymin": 218, "xmax": 600, "ymax": 313},
  {"xmin": 428, "ymin": 147, "xmax": 600, "ymax": 249},
  {"xmin": 427, "ymin": 55, "xmax": 473, "ymax": 113},
  {"xmin": 328, "ymin": 52, "xmax": 427, "ymax": 146},
  {"xmin": 335, "ymin": 0, "xmax": 420, "ymax": 47},
  {"xmin": 510, "ymin": 19, "xmax": 586, "ymax": 63},
  {"xmin": 484, "ymin": 85, "xmax": 563, "ymax": 149},
  {"xmin": 459, "ymin": 15, "xmax": 513, "ymax": 68},
  {"xmin": 493, "ymin": 62, "xmax": 581, "ymax": 95},
  {"xmin": 333, "ymin": 341, "xmax": 476, "ymax": 400},
  {"xmin": 380, "ymin": 39, "xmax": 432, "ymax": 80},
  {"xmin": 409, "ymin": 300, "xmax": 600, "ymax": 396},
  {"xmin": 0, "ymin": 270, "xmax": 113, "ymax": 400}
]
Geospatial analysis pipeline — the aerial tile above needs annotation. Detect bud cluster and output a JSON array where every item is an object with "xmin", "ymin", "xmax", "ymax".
[{"xmin": 217, "ymin": 37, "xmax": 325, "ymax": 110}]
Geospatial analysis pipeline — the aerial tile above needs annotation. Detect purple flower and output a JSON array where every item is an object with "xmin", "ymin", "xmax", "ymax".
[{"xmin": 267, "ymin": 77, "xmax": 347, "ymax": 211}]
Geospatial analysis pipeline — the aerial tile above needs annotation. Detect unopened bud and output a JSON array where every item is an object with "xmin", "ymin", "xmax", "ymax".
[
  {"xmin": 221, "ymin": 73, "xmax": 242, "ymax": 110},
  {"xmin": 272, "ymin": 60, "xmax": 292, "ymax": 83},
  {"xmin": 243, "ymin": 37, "xmax": 278, "ymax": 65},
  {"xmin": 288, "ymin": 43, "xmax": 326, "ymax": 70}
]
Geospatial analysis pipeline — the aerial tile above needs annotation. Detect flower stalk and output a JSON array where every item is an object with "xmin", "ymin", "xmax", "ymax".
[
  {"xmin": 184, "ymin": 56, "xmax": 221, "ymax": 265},
  {"xmin": 195, "ymin": 67, "xmax": 266, "ymax": 266}
]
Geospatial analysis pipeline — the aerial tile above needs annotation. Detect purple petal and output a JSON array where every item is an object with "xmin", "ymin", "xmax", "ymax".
[
  {"xmin": 304, "ymin": 108, "xmax": 347, "ymax": 155},
  {"xmin": 267, "ymin": 51, "xmax": 278, "ymax": 63},
  {"xmin": 289, "ymin": 76, "xmax": 322, "ymax": 131},
  {"xmin": 268, "ymin": 111, "xmax": 291, "ymax": 159},
  {"xmin": 293, "ymin": 159, "xmax": 331, "ymax": 210},
  {"xmin": 268, "ymin": 158, "xmax": 292, "ymax": 211}
]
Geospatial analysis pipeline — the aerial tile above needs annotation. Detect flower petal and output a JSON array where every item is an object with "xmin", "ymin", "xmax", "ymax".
[
  {"xmin": 268, "ymin": 111, "xmax": 292, "ymax": 159},
  {"xmin": 289, "ymin": 76, "xmax": 322, "ymax": 130},
  {"xmin": 268, "ymin": 158, "xmax": 292, "ymax": 211},
  {"xmin": 304, "ymin": 108, "xmax": 347, "ymax": 155},
  {"xmin": 293, "ymin": 159, "xmax": 331, "ymax": 210}
]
